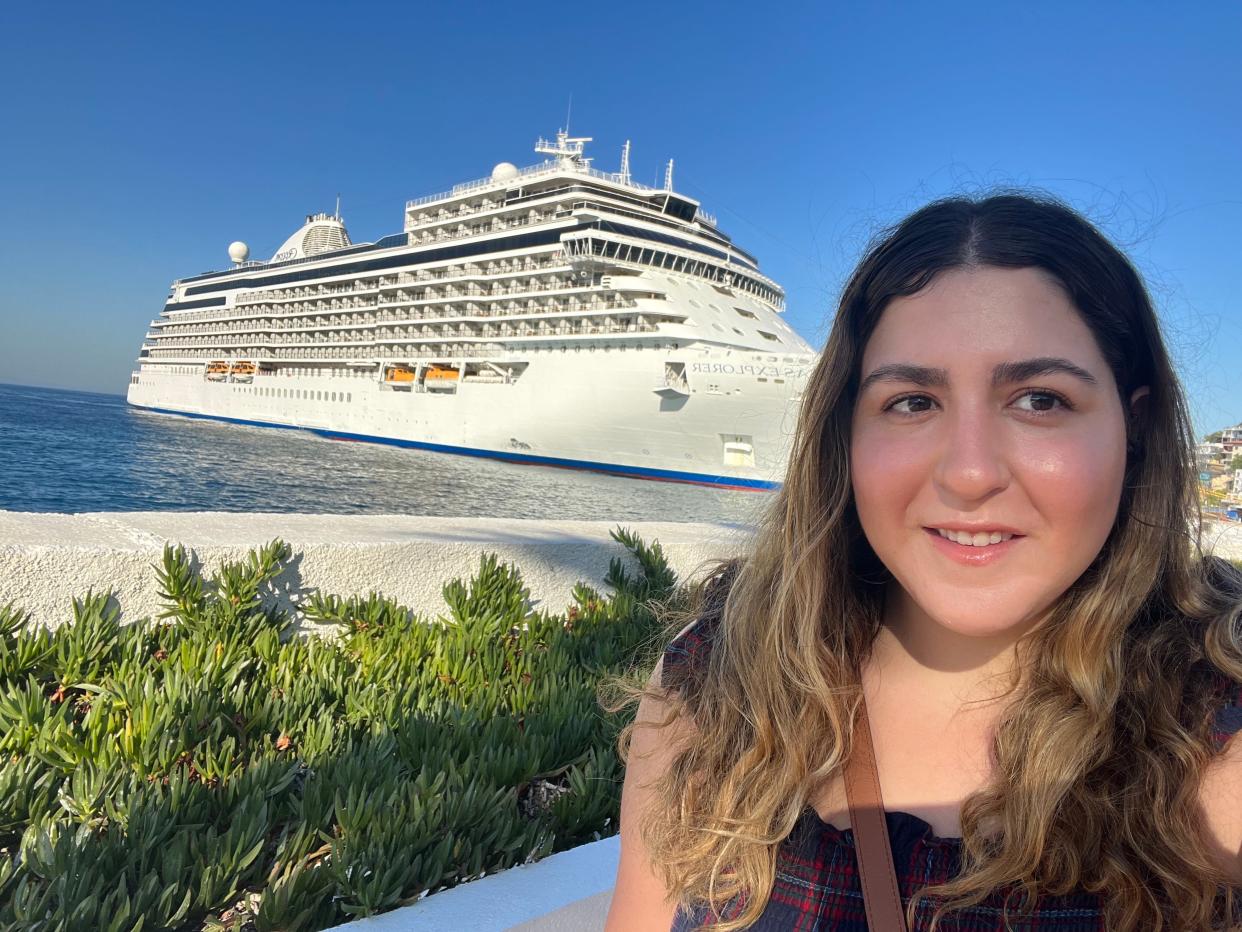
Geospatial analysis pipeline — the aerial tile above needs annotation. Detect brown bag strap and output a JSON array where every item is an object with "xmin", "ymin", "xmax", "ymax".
[{"xmin": 843, "ymin": 694, "xmax": 909, "ymax": 931}]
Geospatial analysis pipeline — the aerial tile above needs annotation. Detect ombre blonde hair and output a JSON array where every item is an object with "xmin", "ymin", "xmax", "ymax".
[{"xmin": 606, "ymin": 193, "xmax": 1242, "ymax": 930}]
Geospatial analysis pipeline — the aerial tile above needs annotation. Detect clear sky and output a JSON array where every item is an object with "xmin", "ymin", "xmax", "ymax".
[{"xmin": 1, "ymin": 2, "xmax": 1238, "ymax": 434}]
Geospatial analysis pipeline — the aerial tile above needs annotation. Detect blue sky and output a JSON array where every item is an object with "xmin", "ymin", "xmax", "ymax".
[{"xmin": 1, "ymin": 2, "xmax": 1238, "ymax": 434}]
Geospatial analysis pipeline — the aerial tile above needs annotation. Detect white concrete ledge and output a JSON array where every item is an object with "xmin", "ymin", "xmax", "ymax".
[
  {"xmin": 0, "ymin": 512, "xmax": 753, "ymax": 632},
  {"xmin": 323, "ymin": 836, "xmax": 619, "ymax": 932},
  {"xmin": 1203, "ymin": 519, "xmax": 1242, "ymax": 562}
]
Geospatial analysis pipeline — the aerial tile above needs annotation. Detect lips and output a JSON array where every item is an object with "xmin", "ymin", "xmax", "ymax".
[
  {"xmin": 922, "ymin": 526, "xmax": 1025, "ymax": 566},
  {"xmin": 934, "ymin": 528, "xmax": 1014, "ymax": 547}
]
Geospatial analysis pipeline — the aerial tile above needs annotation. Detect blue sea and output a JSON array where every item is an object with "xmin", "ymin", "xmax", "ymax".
[{"xmin": 0, "ymin": 383, "xmax": 770, "ymax": 522}]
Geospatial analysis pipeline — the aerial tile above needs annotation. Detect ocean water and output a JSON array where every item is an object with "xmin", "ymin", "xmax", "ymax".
[{"xmin": 0, "ymin": 383, "xmax": 772, "ymax": 523}]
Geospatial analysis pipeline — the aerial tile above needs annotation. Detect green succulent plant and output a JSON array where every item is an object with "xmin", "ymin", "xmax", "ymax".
[{"xmin": 0, "ymin": 527, "xmax": 680, "ymax": 930}]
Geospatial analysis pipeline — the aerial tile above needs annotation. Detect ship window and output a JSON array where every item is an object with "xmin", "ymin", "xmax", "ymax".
[
  {"xmin": 734, "ymin": 307, "xmax": 758, "ymax": 319},
  {"xmin": 758, "ymin": 330, "xmax": 781, "ymax": 343}
]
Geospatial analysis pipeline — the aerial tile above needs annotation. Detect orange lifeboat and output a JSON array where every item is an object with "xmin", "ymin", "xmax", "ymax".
[
  {"xmin": 424, "ymin": 365, "xmax": 460, "ymax": 391},
  {"xmin": 384, "ymin": 365, "xmax": 416, "ymax": 383},
  {"xmin": 230, "ymin": 360, "xmax": 257, "ymax": 382}
]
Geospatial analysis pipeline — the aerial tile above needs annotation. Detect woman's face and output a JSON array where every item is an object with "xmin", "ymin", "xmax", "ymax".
[{"xmin": 850, "ymin": 266, "xmax": 1133, "ymax": 640}]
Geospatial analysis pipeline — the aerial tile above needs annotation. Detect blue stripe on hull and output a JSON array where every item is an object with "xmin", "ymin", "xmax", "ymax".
[{"xmin": 129, "ymin": 402, "xmax": 780, "ymax": 491}]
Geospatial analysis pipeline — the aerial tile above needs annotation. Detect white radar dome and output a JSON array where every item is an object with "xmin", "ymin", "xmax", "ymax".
[
  {"xmin": 228, "ymin": 241, "xmax": 250, "ymax": 264},
  {"xmin": 491, "ymin": 162, "xmax": 519, "ymax": 182}
]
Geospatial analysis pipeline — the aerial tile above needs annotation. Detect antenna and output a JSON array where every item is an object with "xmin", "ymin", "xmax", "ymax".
[
  {"xmin": 620, "ymin": 140, "xmax": 631, "ymax": 184},
  {"xmin": 334, "ymin": 193, "xmax": 341, "ymax": 220},
  {"xmin": 664, "ymin": 158, "xmax": 675, "ymax": 191},
  {"xmin": 564, "ymin": 94, "xmax": 573, "ymax": 136}
]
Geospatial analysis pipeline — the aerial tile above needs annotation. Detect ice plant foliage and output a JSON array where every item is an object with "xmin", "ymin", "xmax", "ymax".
[{"xmin": 0, "ymin": 529, "xmax": 676, "ymax": 930}]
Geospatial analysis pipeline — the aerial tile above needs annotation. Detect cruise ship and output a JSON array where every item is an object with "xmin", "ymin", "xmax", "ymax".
[{"xmin": 126, "ymin": 131, "xmax": 816, "ymax": 489}]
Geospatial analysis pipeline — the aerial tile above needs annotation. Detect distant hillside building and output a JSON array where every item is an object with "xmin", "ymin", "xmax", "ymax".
[{"xmin": 1197, "ymin": 442, "xmax": 1226, "ymax": 469}]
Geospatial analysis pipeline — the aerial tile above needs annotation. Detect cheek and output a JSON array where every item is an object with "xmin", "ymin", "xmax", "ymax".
[
  {"xmin": 849, "ymin": 428, "xmax": 929, "ymax": 536},
  {"xmin": 1011, "ymin": 425, "xmax": 1127, "ymax": 538}
]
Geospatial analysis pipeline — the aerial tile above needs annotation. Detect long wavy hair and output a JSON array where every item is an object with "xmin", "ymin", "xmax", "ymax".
[{"xmin": 607, "ymin": 192, "xmax": 1242, "ymax": 930}]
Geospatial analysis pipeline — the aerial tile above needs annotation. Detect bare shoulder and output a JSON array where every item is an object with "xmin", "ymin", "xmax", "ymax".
[
  {"xmin": 1198, "ymin": 729, "xmax": 1242, "ymax": 885},
  {"xmin": 604, "ymin": 628, "xmax": 702, "ymax": 932}
]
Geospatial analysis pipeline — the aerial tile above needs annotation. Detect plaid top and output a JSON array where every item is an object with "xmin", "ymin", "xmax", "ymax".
[{"xmin": 662, "ymin": 581, "xmax": 1242, "ymax": 931}]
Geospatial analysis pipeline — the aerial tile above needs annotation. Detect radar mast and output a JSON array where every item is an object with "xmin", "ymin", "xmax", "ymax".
[{"xmin": 534, "ymin": 130, "xmax": 593, "ymax": 169}]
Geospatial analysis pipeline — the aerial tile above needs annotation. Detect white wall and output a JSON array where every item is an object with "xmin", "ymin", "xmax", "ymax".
[{"xmin": 322, "ymin": 837, "xmax": 620, "ymax": 932}]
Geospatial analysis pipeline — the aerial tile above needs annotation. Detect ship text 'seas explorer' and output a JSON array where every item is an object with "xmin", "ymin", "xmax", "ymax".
[{"xmin": 126, "ymin": 131, "xmax": 816, "ymax": 489}]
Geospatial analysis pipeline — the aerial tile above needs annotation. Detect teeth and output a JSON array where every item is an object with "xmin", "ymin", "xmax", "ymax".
[{"xmin": 936, "ymin": 528, "xmax": 1014, "ymax": 547}]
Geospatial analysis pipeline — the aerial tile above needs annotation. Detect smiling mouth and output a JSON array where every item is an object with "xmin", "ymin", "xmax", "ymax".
[{"xmin": 926, "ymin": 527, "xmax": 1023, "ymax": 547}]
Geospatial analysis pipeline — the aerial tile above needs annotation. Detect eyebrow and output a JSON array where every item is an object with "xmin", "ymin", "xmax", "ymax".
[{"xmin": 858, "ymin": 357, "xmax": 1098, "ymax": 394}]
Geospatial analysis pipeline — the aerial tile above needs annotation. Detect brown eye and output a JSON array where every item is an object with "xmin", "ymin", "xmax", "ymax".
[
  {"xmin": 887, "ymin": 394, "xmax": 935, "ymax": 415},
  {"xmin": 1013, "ymin": 390, "xmax": 1069, "ymax": 413}
]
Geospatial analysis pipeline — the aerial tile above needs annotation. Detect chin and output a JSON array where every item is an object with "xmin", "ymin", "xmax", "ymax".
[
  {"xmin": 927, "ymin": 609, "xmax": 1036, "ymax": 639},
  {"xmin": 905, "ymin": 584, "xmax": 1054, "ymax": 640}
]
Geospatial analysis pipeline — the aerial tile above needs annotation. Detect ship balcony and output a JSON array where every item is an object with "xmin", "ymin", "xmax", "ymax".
[
  {"xmin": 407, "ymin": 209, "xmax": 568, "ymax": 246},
  {"xmin": 153, "ymin": 301, "xmax": 644, "ymax": 346},
  {"xmin": 373, "ymin": 278, "xmax": 589, "ymax": 311},
  {"xmin": 139, "ymin": 319, "xmax": 664, "ymax": 363},
  {"xmin": 224, "ymin": 257, "xmax": 570, "ymax": 313},
  {"xmin": 406, "ymin": 204, "xmax": 562, "ymax": 237},
  {"xmin": 154, "ymin": 294, "xmax": 640, "ymax": 339}
]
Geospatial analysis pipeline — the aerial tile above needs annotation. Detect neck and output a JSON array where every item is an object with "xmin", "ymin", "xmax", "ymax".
[{"xmin": 870, "ymin": 584, "xmax": 1038, "ymax": 709}]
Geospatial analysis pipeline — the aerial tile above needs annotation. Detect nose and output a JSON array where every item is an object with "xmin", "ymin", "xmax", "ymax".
[{"xmin": 932, "ymin": 402, "xmax": 1010, "ymax": 504}]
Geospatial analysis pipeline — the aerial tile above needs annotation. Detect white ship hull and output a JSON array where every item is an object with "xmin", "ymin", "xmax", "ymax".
[{"xmin": 127, "ymin": 342, "xmax": 809, "ymax": 489}]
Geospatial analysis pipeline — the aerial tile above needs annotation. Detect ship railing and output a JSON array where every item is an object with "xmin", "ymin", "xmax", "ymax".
[
  {"xmin": 149, "ymin": 300, "xmax": 643, "ymax": 346},
  {"xmin": 165, "ymin": 284, "xmax": 621, "ymax": 335},
  {"xmin": 197, "ymin": 259, "xmax": 570, "ymax": 319},
  {"xmin": 407, "ymin": 209, "xmax": 562, "ymax": 246},
  {"xmin": 404, "ymin": 160, "xmax": 661, "ymax": 211},
  {"xmin": 172, "ymin": 241, "xmax": 403, "ymax": 286},
  {"xmin": 145, "ymin": 320, "xmax": 661, "ymax": 360},
  {"xmin": 148, "ymin": 304, "xmax": 645, "ymax": 346},
  {"xmin": 562, "ymin": 232, "xmax": 785, "ymax": 312}
]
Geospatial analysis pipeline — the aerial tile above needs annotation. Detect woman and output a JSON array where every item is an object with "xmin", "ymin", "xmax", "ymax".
[{"xmin": 604, "ymin": 193, "xmax": 1242, "ymax": 931}]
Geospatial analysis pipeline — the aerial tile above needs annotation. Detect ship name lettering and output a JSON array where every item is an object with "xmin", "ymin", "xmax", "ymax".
[{"xmin": 690, "ymin": 362, "xmax": 808, "ymax": 379}]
